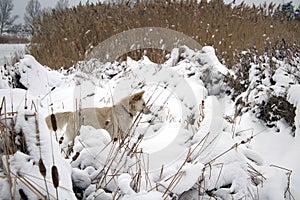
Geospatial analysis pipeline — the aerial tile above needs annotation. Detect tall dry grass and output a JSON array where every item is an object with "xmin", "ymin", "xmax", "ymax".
[
  {"xmin": 29, "ymin": 0, "xmax": 300, "ymax": 69},
  {"xmin": 0, "ymin": 97, "xmax": 63, "ymax": 199},
  {"xmin": 0, "ymin": 35, "xmax": 29, "ymax": 44}
]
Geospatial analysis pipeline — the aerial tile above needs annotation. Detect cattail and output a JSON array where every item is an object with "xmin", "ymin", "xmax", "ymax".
[
  {"xmin": 50, "ymin": 114, "xmax": 57, "ymax": 132},
  {"xmin": 51, "ymin": 166, "xmax": 59, "ymax": 188},
  {"xmin": 59, "ymin": 136, "xmax": 64, "ymax": 144},
  {"xmin": 38, "ymin": 158, "xmax": 46, "ymax": 177},
  {"xmin": 19, "ymin": 189, "xmax": 28, "ymax": 200},
  {"xmin": 72, "ymin": 152, "xmax": 80, "ymax": 161}
]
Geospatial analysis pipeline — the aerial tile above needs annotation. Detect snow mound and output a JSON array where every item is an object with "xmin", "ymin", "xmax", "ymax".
[{"xmin": 0, "ymin": 46, "xmax": 298, "ymax": 199}]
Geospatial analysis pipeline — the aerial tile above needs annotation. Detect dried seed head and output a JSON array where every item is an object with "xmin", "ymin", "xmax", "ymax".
[
  {"xmin": 19, "ymin": 189, "xmax": 28, "ymax": 200},
  {"xmin": 51, "ymin": 166, "xmax": 59, "ymax": 188},
  {"xmin": 59, "ymin": 136, "xmax": 64, "ymax": 144},
  {"xmin": 38, "ymin": 159, "xmax": 46, "ymax": 177},
  {"xmin": 50, "ymin": 114, "xmax": 57, "ymax": 132},
  {"xmin": 72, "ymin": 152, "xmax": 80, "ymax": 161}
]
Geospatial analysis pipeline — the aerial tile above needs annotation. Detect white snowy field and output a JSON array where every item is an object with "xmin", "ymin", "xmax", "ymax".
[
  {"xmin": 0, "ymin": 44, "xmax": 26, "ymax": 66},
  {"xmin": 0, "ymin": 45, "xmax": 299, "ymax": 199}
]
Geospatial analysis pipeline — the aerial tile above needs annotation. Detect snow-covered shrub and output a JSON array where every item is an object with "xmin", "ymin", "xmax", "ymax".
[
  {"xmin": 0, "ymin": 63, "xmax": 27, "ymax": 89},
  {"xmin": 226, "ymin": 42, "xmax": 300, "ymax": 135}
]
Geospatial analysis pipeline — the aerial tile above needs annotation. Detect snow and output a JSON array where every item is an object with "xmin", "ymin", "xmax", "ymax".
[
  {"xmin": 0, "ymin": 44, "xmax": 26, "ymax": 66},
  {"xmin": 191, "ymin": 96, "xmax": 224, "ymax": 161},
  {"xmin": 121, "ymin": 190, "xmax": 165, "ymax": 200},
  {"xmin": 118, "ymin": 173, "xmax": 135, "ymax": 195},
  {"xmin": 236, "ymin": 111, "xmax": 300, "ymax": 199},
  {"xmin": 0, "ymin": 45, "xmax": 299, "ymax": 199},
  {"xmin": 159, "ymin": 162, "xmax": 204, "ymax": 195},
  {"xmin": 201, "ymin": 46, "xmax": 229, "ymax": 76},
  {"xmin": 15, "ymin": 55, "xmax": 66, "ymax": 96},
  {"xmin": 72, "ymin": 168, "xmax": 92, "ymax": 190}
]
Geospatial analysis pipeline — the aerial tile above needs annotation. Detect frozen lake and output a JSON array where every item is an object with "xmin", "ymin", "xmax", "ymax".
[{"xmin": 0, "ymin": 43, "xmax": 27, "ymax": 65}]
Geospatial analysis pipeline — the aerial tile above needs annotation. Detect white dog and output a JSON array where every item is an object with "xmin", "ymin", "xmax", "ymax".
[{"xmin": 45, "ymin": 91, "xmax": 150, "ymax": 142}]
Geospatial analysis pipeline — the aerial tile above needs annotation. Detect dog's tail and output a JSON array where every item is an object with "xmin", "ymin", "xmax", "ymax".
[{"xmin": 45, "ymin": 111, "xmax": 72, "ymax": 131}]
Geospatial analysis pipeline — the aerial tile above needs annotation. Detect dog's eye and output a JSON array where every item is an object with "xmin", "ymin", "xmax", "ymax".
[{"xmin": 143, "ymin": 103, "xmax": 145, "ymax": 106}]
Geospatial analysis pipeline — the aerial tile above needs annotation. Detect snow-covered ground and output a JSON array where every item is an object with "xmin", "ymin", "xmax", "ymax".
[
  {"xmin": 0, "ymin": 44, "xmax": 26, "ymax": 66},
  {"xmin": 0, "ymin": 45, "xmax": 299, "ymax": 199}
]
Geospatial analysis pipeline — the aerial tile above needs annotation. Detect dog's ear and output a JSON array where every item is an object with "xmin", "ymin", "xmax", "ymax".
[{"xmin": 130, "ymin": 91, "xmax": 145, "ymax": 101}]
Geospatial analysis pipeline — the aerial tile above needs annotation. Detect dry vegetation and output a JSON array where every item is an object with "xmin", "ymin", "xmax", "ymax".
[
  {"xmin": 0, "ymin": 35, "xmax": 29, "ymax": 44},
  {"xmin": 29, "ymin": 0, "xmax": 300, "ymax": 69},
  {"xmin": 0, "ymin": 98, "xmax": 61, "ymax": 199}
]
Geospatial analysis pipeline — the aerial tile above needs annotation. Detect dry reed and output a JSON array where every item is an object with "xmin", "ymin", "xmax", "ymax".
[{"xmin": 29, "ymin": 0, "xmax": 300, "ymax": 69}]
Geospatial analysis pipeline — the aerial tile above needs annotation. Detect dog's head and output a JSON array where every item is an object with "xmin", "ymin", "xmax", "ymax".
[{"xmin": 129, "ymin": 90, "xmax": 151, "ymax": 115}]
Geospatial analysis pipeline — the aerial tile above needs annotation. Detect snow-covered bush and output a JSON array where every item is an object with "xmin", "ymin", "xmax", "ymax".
[{"xmin": 226, "ymin": 42, "xmax": 300, "ymax": 135}]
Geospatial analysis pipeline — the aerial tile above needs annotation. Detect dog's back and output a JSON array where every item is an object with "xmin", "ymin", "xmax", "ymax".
[
  {"xmin": 45, "ymin": 111, "xmax": 76, "ymax": 140},
  {"xmin": 45, "ymin": 111, "xmax": 73, "ymax": 132}
]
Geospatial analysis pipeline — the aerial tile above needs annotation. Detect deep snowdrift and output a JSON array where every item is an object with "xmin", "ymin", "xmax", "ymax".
[{"xmin": 0, "ymin": 46, "xmax": 299, "ymax": 199}]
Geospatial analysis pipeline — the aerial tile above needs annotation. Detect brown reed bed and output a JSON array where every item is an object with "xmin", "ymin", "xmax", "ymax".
[{"xmin": 28, "ymin": 0, "xmax": 300, "ymax": 69}]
